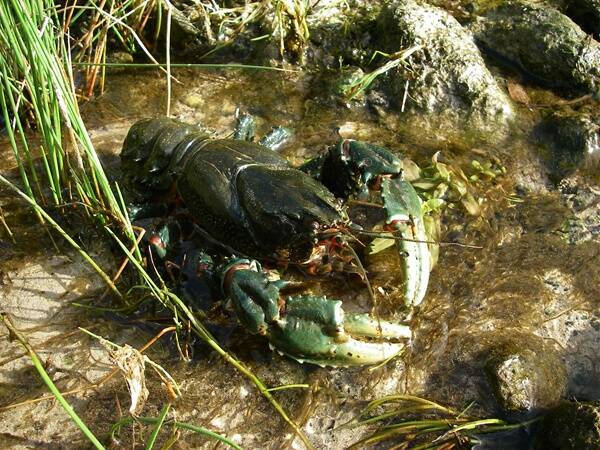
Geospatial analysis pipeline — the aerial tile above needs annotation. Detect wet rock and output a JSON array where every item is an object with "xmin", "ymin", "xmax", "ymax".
[
  {"xmin": 537, "ymin": 110, "xmax": 600, "ymax": 181},
  {"xmin": 564, "ymin": 0, "xmax": 600, "ymax": 38},
  {"xmin": 485, "ymin": 335, "xmax": 567, "ymax": 416},
  {"xmin": 558, "ymin": 177, "xmax": 600, "ymax": 244},
  {"xmin": 374, "ymin": 0, "xmax": 513, "ymax": 125},
  {"xmin": 533, "ymin": 400, "xmax": 600, "ymax": 450},
  {"xmin": 306, "ymin": 1, "xmax": 381, "ymax": 68},
  {"xmin": 470, "ymin": 1, "xmax": 600, "ymax": 95}
]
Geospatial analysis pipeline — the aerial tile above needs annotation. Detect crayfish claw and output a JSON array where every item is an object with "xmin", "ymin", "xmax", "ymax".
[
  {"xmin": 266, "ymin": 295, "xmax": 409, "ymax": 367},
  {"xmin": 381, "ymin": 177, "xmax": 431, "ymax": 307}
]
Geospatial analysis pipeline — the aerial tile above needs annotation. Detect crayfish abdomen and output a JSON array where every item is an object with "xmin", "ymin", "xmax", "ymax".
[{"xmin": 122, "ymin": 118, "xmax": 345, "ymax": 263}]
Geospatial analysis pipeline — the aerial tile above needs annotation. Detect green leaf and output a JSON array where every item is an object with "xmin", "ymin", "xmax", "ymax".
[
  {"xmin": 461, "ymin": 193, "xmax": 481, "ymax": 216},
  {"xmin": 368, "ymin": 236, "xmax": 396, "ymax": 254},
  {"xmin": 422, "ymin": 198, "xmax": 446, "ymax": 214},
  {"xmin": 401, "ymin": 159, "xmax": 421, "ymax": 181}
]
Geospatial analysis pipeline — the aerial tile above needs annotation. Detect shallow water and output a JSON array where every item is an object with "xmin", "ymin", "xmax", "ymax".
[{"xmin": 1, "ymin": 68, "xmax": 599, "ymax": 448}]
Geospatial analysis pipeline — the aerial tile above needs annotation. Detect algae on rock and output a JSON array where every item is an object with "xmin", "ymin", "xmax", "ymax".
[
  {"xmin": 534, "ymin": 400, "xmax": 600, "ymax": 450},
  {"xmin": 485, "ymin": 333, "xmax": 567, "ymax": 417}
]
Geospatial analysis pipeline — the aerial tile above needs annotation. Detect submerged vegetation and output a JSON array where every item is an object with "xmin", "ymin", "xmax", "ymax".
[{"xmin": 345, "ymin": 395, "xmax": 536, "ymax": 449}]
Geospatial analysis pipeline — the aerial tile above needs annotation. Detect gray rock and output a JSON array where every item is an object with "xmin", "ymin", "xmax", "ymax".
[
  {"xmin": 470, "ymin": 1, "xmax": 600, "ymax": 95},
  {"xmin": 485, "ymin": 335, "xmax": 567, "ymax": 416},
  {"xmin": 533, "ymin": 400, "xmax": 600, "ymax": 450},
  {"xmin": 375, "ymin": 0, "xmax": 513, "ymax": 124},
  {"xmin": 537, "ymin": 110, "xmax": 600, "ymax": 181}
]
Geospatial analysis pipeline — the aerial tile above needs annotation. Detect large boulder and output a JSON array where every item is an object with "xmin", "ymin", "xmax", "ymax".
[
  {"xmin": 374, "ymin": 0, "xmax": 513, "ymax": 124},
  {"xmin": 470, "ymin": 1, "xmax": 600, "ymax": 95}
]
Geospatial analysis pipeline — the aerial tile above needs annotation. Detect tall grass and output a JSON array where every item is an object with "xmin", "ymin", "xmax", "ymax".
[
  {"xmin": 62, "ymin": 0, "xmax": 163, "ymax": 97},
  {"xmin": 0, "ymin": 0, "xmax": 312, "ymax": 448},
  {"xmin": 0, "ymin": 0, "xmax": 124, "ymax": 218}
]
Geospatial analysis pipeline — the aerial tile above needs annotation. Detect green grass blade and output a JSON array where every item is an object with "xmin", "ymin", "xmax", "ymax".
[
  {"xmin": 72, "ymin": 62, "xmax": 298, "ymax": 72},
  {"xmin": 111, "ymin": 415, "xmax": 243, "ymax": 450},
  {"xmin": 0, "ymin": 173, "xmax": 122, "ymax": 298},
  {"xmin": 145, "ymin": 403, "xmax": 171, "ymax": 450}
]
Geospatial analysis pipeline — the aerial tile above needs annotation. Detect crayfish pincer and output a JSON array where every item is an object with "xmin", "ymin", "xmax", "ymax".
[{"xmin": 120, "ymin": 115, "xmax": 431, "ymax": 367}]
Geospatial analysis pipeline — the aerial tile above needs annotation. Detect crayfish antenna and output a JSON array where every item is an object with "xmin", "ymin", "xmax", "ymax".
[{"xmin": 344, "ymin": 244, "xmax": 377, "ymax": 308}]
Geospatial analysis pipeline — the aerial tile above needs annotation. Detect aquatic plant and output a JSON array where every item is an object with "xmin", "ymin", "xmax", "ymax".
[{"xmin": 346, "ymin": 394, "xmax": 536, "ymax": 449}]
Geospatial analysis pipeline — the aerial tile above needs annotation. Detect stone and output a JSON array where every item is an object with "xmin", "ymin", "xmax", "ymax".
[
  {"xmin": 374, "ymin": 0, "xmax": 513, "ymax": 124},
  {"xmin": 537, "ymin": 110, "xmax": 600, "ymax": 181},
  {"xmin": 470, "ymin": 1, "xmax": 600, "ymax": 95},
  {"xmin": 485, "ymin": 334, "xmax": 567, "ymax": 416}
]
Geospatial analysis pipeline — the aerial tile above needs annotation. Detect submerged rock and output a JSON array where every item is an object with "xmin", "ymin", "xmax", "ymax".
[
  {"xmin": 307, "ymin": 67, "xmax": 368, "ymax": 108},
  {"xmin": 537, "ymin": 110, "xmax": 600, "ymax": 181},
  {"xmin": 559, "ymin": 177, "xmax": 600, "ymax": 244},
  {"xmin": 485, "ymin": 335, "xmax": 567, "ymax": 417},
  {"xmin": 470, "ymin": 1, "xmax": 600, "ymax": 95},
  {"xmin": 533, "ymin": 400, "xmax": 600, "ymax": 450},
  {"xmin": 374, "ymin": 0, "xmax": 513, "ymax": 125}
]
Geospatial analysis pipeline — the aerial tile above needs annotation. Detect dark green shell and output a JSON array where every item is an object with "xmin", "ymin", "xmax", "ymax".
[{"xmin": 121, "ymin": 118, "xmax": 345, "ymax": 262}]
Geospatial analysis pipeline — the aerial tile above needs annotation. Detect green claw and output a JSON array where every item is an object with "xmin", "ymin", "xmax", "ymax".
[
  {"xmin": 382, "ymin": 177, "xmax": 431, "ymax": 307},
  {"xmin": 343, "ymin": 140, "xmax": 403, "ymax": 182},
  {"xmin": 221, "ymin": 264, "xmax": 409, "ymax": 366},
  {"xmin": 300, "ymin": 139, "xmax": 403, "ymax": 200},
  {"xmin": 344, "ymin": 313, "xmax": 411, "ymax": 339},
  {"xmin": 221, "ymin": 260, "xmax": 281, "ymax": 335},
  {"xmin": 268, "ymin": 295, "xmax": 407, "ymax": 367}
]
